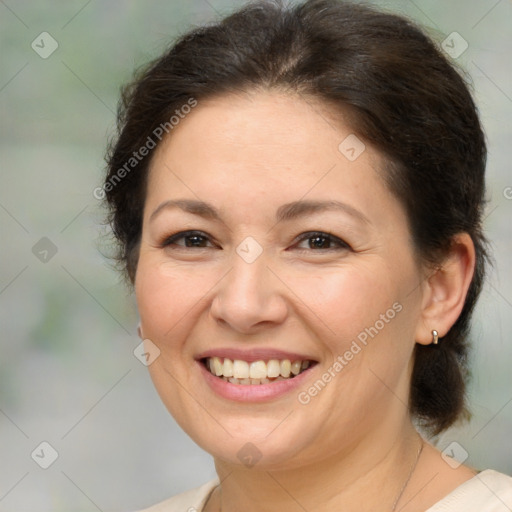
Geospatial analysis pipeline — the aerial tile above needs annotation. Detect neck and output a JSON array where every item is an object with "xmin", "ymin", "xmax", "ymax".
[{"xmin": 210, "ymin": 419, "xmax": 422, "ymax": 512}]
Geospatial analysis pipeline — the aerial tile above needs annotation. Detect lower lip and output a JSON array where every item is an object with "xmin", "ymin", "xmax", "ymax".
[{"xmin": 197, "ymin": 361, "xmax": 316, "ymax": 403}]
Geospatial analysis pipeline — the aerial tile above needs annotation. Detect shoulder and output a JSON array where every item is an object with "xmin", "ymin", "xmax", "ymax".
[
  {"xmin": 134, "ymin": 479, "xmax": 219, "ymax": 512},
  {"xmin": 426, "ymin": 469, "xmax": 512, "ymax": 511}
]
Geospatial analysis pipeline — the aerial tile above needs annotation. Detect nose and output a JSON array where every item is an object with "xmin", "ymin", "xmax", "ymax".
[{"xmin": 209, "ymin": 253, "xmax": 288, "ymax": 334}]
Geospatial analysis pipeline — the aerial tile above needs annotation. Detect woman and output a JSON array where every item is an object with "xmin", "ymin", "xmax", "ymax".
[{"xmin": 103, "ymin": 0, "xmax": 512, "ymax": 510}]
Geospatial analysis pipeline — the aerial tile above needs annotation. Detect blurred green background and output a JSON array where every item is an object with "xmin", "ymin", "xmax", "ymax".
[{"xmin": 1, "ymin": 1, "xmax": 511, "ymax": 510}]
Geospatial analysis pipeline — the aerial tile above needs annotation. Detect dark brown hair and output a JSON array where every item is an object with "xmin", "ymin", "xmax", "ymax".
[{"xmin": 104, "ymin": 0, "xmax": 488, "ymax": 435}]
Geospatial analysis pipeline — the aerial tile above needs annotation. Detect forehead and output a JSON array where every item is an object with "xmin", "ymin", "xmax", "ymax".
[{"xmin": 145, "ymin": 91, "xmax": 401, "ymax": 228}]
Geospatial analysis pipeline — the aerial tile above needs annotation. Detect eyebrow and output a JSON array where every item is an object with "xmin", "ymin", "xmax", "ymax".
[{"xmin": 149, "ymin": 198, "xmax": 370, "ymax": 225}]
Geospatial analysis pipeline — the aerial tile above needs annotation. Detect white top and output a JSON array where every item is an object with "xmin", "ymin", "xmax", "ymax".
[{"xmin": 137, "ymin": 469, "xmax": 512, "ymax": 511}]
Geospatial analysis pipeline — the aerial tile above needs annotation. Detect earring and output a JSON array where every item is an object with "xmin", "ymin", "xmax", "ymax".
[{"xmin": 432, "ymin": 330, "xmax": 439, "ymax": 345}]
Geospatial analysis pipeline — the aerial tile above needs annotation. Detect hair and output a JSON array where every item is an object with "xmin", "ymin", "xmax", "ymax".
[{"xmin": 104, "ymin": 0, "xmax": 489, "ymax": 435}]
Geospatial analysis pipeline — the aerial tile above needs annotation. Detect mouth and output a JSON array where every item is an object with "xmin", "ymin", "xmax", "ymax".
[{"xmin": 201, "ymin": 357, "xmax": 317, "ymax": 385}]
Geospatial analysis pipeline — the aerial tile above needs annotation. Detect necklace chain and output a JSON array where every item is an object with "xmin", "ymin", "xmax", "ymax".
[
  {"xmin": 210, "ymin": 436, "xmax": 424, "ymax": 512},
  {"xmin": 391, "ymin": 436, "xmax": 424, "ymax": 511}
]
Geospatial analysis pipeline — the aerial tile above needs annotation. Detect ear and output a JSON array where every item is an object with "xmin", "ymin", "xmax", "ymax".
[{"xmin": 415, "ymin": 233, "xmax": 476, "ymax": 345}]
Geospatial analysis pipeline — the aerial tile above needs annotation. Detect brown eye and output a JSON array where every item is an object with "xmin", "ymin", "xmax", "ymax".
[
  {"xmin": 294, "ymin": 231, "xmax": 351, "ymax": 252},
  {"xmin": 161, "ymin": 231, "xmax": 215, "ymax": 249}
]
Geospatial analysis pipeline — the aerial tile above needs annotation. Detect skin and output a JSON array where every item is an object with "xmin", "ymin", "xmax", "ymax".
[{"xmin": 135, "ymin": 90, "xmax": 477, "ymax": 512}]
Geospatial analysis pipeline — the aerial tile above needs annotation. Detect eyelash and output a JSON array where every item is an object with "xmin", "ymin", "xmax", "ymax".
[{"xmin": 160, "ymin": 230, "xmax": 351, "ymax": 252}]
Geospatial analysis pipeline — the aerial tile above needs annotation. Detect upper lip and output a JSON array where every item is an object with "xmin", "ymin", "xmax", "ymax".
[{"xmin": 195, "ymin": 348, "xmax": 318, "ymax": 363}]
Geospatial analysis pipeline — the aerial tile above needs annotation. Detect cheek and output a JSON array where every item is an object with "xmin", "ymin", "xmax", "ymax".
[
  {"xmin": 135, "ymin": 259, "xmax": 212, "ymax": 342},
  {"xmin": 287, "ymin": 262, "xmax": 403, "ymax": 343}
]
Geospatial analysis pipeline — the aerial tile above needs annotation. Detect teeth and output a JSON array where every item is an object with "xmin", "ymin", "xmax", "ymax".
[
  {"xmin": 267, "ymin": 359, "xmax": 281, "ymax": 378},
  {"xmin": 280, "ymin": 360, "xmax": 291, "ymax": 378},
  {"xmin": 223, "ymin": 358, "xmax": 233, "ymax": 377},
  {"xmin": 233, "ymin": 360, "xmax": 249, "ymax": 379},
  {"xmin": 222, "ymin": 376, "xmax": 278, "ymax": 385},
  {"xmin": 249, "ymin": 360, "xmax": 267, "ymax": 379},
  {"xmin": 291, "ymin": 360, "xmax": 302, "ymax": 375},
  {"xmin": 212, "ymin": 356, "xmax": 223, "ymax": 376},
  {"xmin": 205, "ymin": 357, "xmax": 313, "ymax": 384}
]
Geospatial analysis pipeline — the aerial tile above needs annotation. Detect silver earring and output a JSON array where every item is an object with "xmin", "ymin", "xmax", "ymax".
[{"xmin": 432, "ymin": 330, "xmax": 439, "ymax": 345}]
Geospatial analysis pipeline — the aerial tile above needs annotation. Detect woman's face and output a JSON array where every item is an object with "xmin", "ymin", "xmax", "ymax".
[{"xmin": 135, "ymin": 91, "xmax": 427, "ymax": 469}]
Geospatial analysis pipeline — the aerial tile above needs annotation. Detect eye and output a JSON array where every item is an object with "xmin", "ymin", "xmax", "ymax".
[
  {"xmin": 160, "ymin": 230, "xmax": 217, "ymax": 249},
  {"xmin": 293, "ymin": 231, "xmax": 351, "ymax": 252},
  {"xmin": 159, "ymin": 230, "xmax": 350, "ymax": 252}
]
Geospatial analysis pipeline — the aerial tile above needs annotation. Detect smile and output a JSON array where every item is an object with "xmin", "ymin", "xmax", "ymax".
[{"xmin": 203, "ymin": 357, "xmax": 313, "ymax": 385}]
